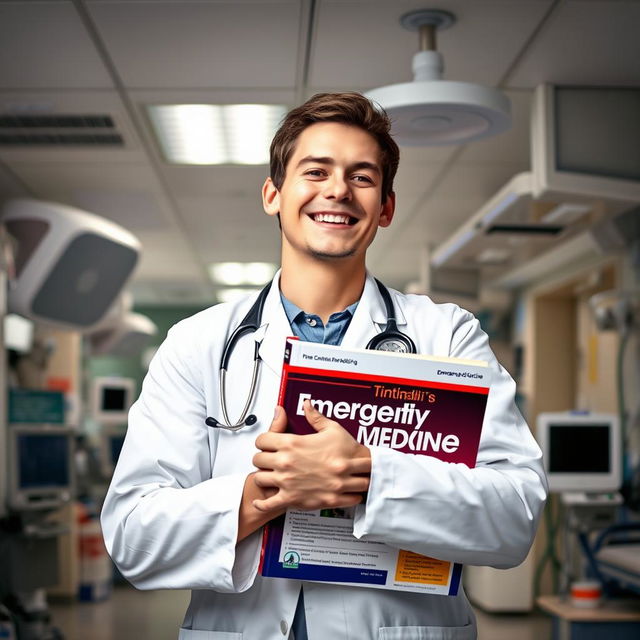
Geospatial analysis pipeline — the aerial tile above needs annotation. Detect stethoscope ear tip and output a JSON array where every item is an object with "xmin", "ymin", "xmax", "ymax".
[{"xmin": 245, "ymin": 414, "xmax": 257, "ymax": 426}]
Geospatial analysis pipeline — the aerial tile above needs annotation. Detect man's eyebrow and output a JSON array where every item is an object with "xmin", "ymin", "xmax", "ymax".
[{"xmin": 295, "ymin": 156, "xmax": 381, "ymax": 174}]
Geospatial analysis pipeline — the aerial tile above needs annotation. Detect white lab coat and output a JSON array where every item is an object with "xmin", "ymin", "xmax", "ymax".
[{"xmin": 101, "ymin": 273, "xmax": 547, "ymax": 640}]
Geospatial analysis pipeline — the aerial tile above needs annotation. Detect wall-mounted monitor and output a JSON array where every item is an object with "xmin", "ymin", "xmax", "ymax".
[
  {"xmin": 537, "ymin": 412, "xmax": 621, "ymax": 493},
  {"xmin": 91, "ymin": 376, "xmax": 135, "ymax": 425},
  {"xmin": 8, "ymin": 425, "xmax": 75, "ymax": 510},
  {"xmin": 531, "ymin": 85, "xmax": 640, "ymax": 203}
]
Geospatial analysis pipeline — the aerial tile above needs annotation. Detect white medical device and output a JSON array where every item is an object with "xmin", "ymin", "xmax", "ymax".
[
  {"xmin": 2, "ymin": 199, "xmax": 140, "ymax": 331},
  {"xmin": 537, "ymin": 412, "xmax": 621, "ymax": 494},
  {"xmin": 91, "ymin": 376, "xmax": 136, "ymax": 425},
  {"xmin": 531, "ymin": 85, "xmax": 640, "ymax": 202},
  {"xmin": 88, "ymin": 312, "xmax": 157, "ymax": 356}
]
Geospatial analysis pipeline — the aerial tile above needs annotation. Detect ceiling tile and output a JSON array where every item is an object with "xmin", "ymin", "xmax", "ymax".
[
  {"xmin": 7, "ymin": 162, "xmax": 174, "ymax": 231},
  {"xmin": 175, "ymin": 195, "xmax": 281, "ymax": 263},
  {"xmin": 0, "ymin": 2, "xmax": 113, "ymax": 89},
  {"xmin": 89, "ymin": 1, "xmax": 301, "ymax": 89},
  {"xmin": 456, "ymin": 89, "xmax": 533, "ymax": 165},
  {"xmin": 508, "ymin": 0, "xmax": 640, "ymax": 87}
]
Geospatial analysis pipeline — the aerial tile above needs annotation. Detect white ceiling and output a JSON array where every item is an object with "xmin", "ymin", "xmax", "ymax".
[{"xmin": 1, "ymin": 0, "xmax": 639, "ymax": 305}]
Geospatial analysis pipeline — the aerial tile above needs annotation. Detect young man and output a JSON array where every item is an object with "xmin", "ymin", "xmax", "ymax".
[{"xmin": 101, "ymin": 93, "xmax": 547, "ymax": 639}]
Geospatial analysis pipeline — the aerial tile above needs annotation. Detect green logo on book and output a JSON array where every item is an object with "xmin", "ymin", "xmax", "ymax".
[{"xmin": 283, "ymin": 551, "xmax": 300, "ymax": 569}]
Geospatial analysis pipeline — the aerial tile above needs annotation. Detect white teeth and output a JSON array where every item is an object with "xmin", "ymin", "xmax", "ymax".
[{"xmin": 313, "ymin": 213, "xmax": 351, "ymax": 224}]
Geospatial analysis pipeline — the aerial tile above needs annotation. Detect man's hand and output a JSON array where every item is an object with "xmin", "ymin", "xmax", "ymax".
[
  {"xmin": 237, "ymin": 408, "xmax": 289, "ymax": 542},
  {"xmin": 252, "ymin": 401, "xmax": 371, "ymax": 512}
]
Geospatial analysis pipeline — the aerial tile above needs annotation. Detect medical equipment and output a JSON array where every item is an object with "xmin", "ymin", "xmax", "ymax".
[
  {"xmin": 7, "ymin": 424, "xmax": 75, "ymax": 511},
  {"xmin": 99, "ymin": 426, "xmax": 126, "ymax": 477},
  {"xmin": 88, "ymin": 311, "xmax": 157, "ymax": 356},
  {"xmin": 205, "ymin": 278, "xmax": 417, "ymax": 431},
  {"xmin": 91, "ymin": 377, "xmax": 135, "ymax": 425},
  {"xmin": 537, "ymin": 412, "xmax": 622, "ymax": 495},
  {"xmin": 2, "ymin": 198, "xmax": 140, "ymax": 332}
]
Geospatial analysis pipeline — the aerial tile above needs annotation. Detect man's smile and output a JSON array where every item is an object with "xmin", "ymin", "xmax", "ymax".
[{"xmin": 306, "ymin": 211, "xmax": 358, "ymax": 226}]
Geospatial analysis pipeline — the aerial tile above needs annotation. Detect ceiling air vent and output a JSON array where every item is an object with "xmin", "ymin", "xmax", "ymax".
[{"xmin": 0, "ymin": 114, "xmax": 124, "ymax": 146}]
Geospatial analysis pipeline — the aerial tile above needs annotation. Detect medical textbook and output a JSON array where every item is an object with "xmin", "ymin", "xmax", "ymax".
[{"xmin": 259, "ymin": 337, "xmax": 492, "ymax": 596}]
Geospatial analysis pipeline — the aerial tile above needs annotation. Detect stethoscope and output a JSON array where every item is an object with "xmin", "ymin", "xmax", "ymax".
[{"xmin": 205, "ymin": 279, "xmax": 416, "ymax": 432}]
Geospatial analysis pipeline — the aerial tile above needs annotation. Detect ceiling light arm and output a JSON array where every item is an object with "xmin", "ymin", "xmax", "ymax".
[
  {"xmin": 400, "ymin": 9, "xmax": 455, "ymax": 82},
  {"xmin": 419, "ymin": 23, "xmax": 436, "ymax": 52}
]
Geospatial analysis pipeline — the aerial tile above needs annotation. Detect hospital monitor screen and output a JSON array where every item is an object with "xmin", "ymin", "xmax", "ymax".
[
  {"xmin": 92, "ymin": 377, "xmax": 135, "ymax": 424},
  {"xmin": 8, "ymin": 425, "xmax": 75, "ymax": 510},
  {"xmin": 100, "ymin": 427, "xmax": 126, "ymax": 476},
  {"xmin": 537, "ymin": 412, "xmax": 621, "ymax": 493},
  {"xmin": 532, "ymin": 85, "xmax": 640, "ymax": 202}
]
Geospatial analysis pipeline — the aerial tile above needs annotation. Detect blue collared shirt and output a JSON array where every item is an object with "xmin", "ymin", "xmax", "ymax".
[
  {"xmin": 280, "ymin": 293, "xmax": 358, "ymax": 347},
  {"xmin": 279, "ymin": 291, "xmax": 358, "ymax": 639}
]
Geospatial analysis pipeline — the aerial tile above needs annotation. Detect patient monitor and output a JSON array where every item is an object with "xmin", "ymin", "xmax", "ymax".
[
  {"xmin": 537, "ymin": 412, "xmax": 622, "ymax": 498},
  {"xmin": 91, "ymin": 376, "xmax": 135, "ymax": 425},
  {"xmin": 8, "ymin": 425, "xmax": 75, "ymax": 511}
]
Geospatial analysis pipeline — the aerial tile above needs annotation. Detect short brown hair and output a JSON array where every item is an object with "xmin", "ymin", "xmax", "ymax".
[{"xmin": 270, "ymin": 92, "xmax": 399, "ymax": 203}]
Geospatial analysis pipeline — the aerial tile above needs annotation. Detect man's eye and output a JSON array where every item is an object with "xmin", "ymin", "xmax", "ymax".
[
  {"xmin": 353, "ymin": 175, "xmax": 373, "ymax": 184},
  {"xmin": 305, "ymin": 169, "xmax": 325, "ymax": 177}
]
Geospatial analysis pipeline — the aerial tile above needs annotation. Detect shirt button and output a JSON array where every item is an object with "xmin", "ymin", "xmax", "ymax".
[
  {"xmin": 306, "ymin": 317, "xmax": 317, "ymax": 327},
  {"xmin": 280, "ymin": 620, "xmax": 288, "ymax": 635}
]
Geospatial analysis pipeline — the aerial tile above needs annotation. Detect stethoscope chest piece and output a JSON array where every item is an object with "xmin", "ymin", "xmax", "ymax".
[{"xmin": 366, "ymin": 332, "xmax": 415, "ymax": 353}]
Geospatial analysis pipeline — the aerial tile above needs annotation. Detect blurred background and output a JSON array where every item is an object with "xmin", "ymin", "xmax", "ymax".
[{"xmin": 0, "ymin": 1, "xmax": 639, "ymax": 638}]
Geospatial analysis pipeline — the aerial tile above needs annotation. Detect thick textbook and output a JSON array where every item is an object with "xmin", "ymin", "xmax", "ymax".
[{"xmin": 259, "ymin": 338, "xmax": 492, "ymax": 595}]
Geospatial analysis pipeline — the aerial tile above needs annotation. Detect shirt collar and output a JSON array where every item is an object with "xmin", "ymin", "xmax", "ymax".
[{"xmin": 279, "ymin": 291, "xmax": 358, "ymax": 326}]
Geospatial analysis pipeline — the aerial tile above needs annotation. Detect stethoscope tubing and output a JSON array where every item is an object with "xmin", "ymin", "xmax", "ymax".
[{"xmin": 205, "ymin": 278, "xmax": 415, "ymax": 431}]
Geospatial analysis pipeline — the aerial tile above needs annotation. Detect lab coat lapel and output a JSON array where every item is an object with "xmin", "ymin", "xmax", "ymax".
[
  {"xmin": 341, "ymin": 273, "xmax": 407, "ymax": 350},
  {"xmin": 257, "ymin": 273, "xmax": 294, "ymax": 376}
]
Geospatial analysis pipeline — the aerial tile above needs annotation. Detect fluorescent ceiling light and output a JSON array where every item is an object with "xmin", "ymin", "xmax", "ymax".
[
  {"xmin": 209, "ymin": 262, "xmax": 277, "ymax": 286},
  {"xmin": 217, "ymin": 288, "xmax": 261, "ymax": 304},
  {"xmin": 148, "ymin": 104, "xmax": 287, "ymax": 165}
]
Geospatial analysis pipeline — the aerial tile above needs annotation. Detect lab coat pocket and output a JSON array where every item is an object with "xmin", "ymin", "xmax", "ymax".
[
  {"xmin": 178, "ymin": 629, "xmax": 242, "ymax": 640},
  {"xmin": 378, "ymin": 623, "xmax": 475, "ymax": 640}
]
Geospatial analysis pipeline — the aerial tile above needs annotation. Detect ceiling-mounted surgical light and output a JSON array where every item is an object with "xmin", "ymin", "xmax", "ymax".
[{"xmin": 366, "ymin": 9, "xmax": 511, "ymax": 146}]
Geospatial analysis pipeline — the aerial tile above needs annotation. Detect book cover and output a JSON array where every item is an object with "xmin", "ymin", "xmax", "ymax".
[{"xmin": 259, "ymin": 338, "xmax": 492, "ymax": 595}]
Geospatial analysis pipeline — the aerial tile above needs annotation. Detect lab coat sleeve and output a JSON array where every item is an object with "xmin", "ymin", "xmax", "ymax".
[
  {"xmin": 100, "ymin": 321, "xmax": 259, "ymax": 592},
  {"xmin": 352, "ymin": 308, "xmax": 548, "ymax": 568}
]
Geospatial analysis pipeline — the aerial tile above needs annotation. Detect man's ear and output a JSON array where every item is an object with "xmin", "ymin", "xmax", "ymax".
[
  {"xmin": 378, "ymin": 191, "xmax": 396, "ymax": 228},
  {"xmin": 262, "ymin": 177, "xmax": 280, "ymax": 217}
]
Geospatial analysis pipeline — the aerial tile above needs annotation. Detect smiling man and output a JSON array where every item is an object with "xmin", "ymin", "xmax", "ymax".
[{"xmin": 101, "ymin": 93, "xmax": 547, "ymax": 640}]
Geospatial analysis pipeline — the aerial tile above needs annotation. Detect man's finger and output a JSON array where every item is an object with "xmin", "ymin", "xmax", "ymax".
[
  {"xmin": 255, "ymin": 430, "xmax": 290, "ymax": 452},
  {"xmin": 349, "ymin": 457, "xmax": 372, "ymax": 475},
  {"xmin": 253, "ymin": 470, "xmax": 278, "ymax": 487},
  {"xmin": 269, "ymin": 405, "xmax": 288, "ymax": 433},
  {"xmin": 341, "ymin": 477, "xmax": 370, "ymax": 493},
  {"xmin": 303, "ymin": 399, "xmax": 337, "ymax": 432},
  {"xmin": 253, "ymin": 494, "xmax": 286, "ymax": 512}
]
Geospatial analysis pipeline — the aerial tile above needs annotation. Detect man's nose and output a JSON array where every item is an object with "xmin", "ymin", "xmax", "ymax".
[{"xmin": 322, "ymin": 174, "xmax": 352, "ymax": 201}]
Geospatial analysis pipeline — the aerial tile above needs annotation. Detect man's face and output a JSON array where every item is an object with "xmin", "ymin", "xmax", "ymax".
[{"xmin": 262, "ymin": 122, "xmax": 395, "ymax": 263}]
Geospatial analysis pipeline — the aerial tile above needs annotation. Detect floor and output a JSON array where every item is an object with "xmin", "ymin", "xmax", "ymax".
[{"xmin": 48, "ymin": 583, "xmax": 554, "ymax": 640}]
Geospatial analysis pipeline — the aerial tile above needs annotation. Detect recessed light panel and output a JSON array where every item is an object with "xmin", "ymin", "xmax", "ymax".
[
  {"xmin": 209, "ymin": 262, "xmax": 277, "ymax": 286},
  {"xmin": 148, "ymin": 104, "xmax": 286, "ymax": 165}
]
